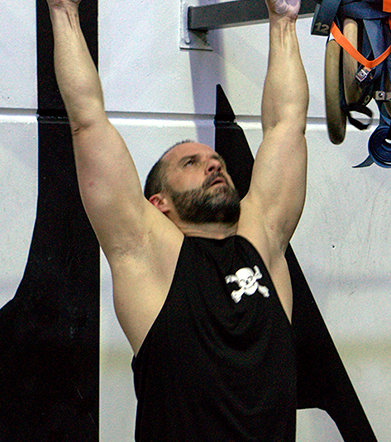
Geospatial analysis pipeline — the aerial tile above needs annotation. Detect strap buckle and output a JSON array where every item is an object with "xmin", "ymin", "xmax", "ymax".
[
  {"xmin": 356, "ymin": 67, "xmax": 374, "ymax": 84},
  {"xmin": 375, "ymin": 91, "xmax": 391, "ymax": 101}
]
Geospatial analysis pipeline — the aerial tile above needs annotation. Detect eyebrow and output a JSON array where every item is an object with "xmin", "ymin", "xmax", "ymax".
[{"xmin": 178, "ymin": 153, "xmax": 227, "ymax": 168}]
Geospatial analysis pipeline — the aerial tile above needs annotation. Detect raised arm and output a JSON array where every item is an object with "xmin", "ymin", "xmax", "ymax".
[
  {"xmin": 46, "ymin": 0, "xmax": 156, "ymax": 258},
  {"xmin": 240, "ymin": 0, "xmax": 309, "ymax": 258}
]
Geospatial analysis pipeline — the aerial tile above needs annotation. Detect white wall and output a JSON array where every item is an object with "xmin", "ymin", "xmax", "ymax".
[
  {"xmin": 0, "ymin": 3, "xmax": 38, "ymax": 311},
  {"xmin": 1, "ymin": 1, "xmax": 390, "ymax": 441}
]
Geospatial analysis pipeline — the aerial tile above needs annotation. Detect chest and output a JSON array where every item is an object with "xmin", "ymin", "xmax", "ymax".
[{"xmin": 164, "ymin": 237, "xmax": 291, "ymax": 353}]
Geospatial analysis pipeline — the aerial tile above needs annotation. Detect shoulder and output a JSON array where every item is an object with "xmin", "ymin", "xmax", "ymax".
[
  {"xmin": 105, "ymin": 199, "xmax": 183, "ymax": 261},
  {"xmin": 107, "ymin": 204, "xmax": 185, "ymax": 354}
]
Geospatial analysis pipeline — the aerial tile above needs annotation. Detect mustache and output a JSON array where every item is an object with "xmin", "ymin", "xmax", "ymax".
[{"xmin": 203, "ymin": 172, "xmax": 228, "ymax": 189}]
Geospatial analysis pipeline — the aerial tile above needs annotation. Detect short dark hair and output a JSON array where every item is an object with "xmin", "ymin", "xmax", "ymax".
[{"xmin": 144, "ymin": 139, "xmax": 195, "ymax": 199}]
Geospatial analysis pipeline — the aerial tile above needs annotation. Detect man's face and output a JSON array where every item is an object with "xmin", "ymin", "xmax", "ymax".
[{"xmin": 162, "ymin": 142, "xmax": 240, "ymax": 225}]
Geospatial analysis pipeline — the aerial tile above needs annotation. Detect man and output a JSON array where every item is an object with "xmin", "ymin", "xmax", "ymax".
[{"xmin": 47, "ymin": 0, "xmax": 308, "ymax": 439}]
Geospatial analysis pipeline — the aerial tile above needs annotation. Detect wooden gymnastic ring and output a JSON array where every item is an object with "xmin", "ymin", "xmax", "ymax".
[
  {"xmin": 325, "ymin": 39, "xmax": 347, "ymax": 145},
  {"xmin": 342, "ymin": 18, "xmax": 361, "ymax": 106}
]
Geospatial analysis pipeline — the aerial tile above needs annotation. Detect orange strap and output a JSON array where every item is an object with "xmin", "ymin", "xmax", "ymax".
[
  {"xmin": 383, "ymin": 0, "xmax": 391, "ymax": 13},
  {"xmin": 331, "ymin": 21, "xmax": 391, "ymax": 69}
]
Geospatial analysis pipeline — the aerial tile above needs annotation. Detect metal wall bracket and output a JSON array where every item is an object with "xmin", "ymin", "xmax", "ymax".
[
  {"xmin": 180, "ymin": 0, "xmax": 213, "ymax": 51},
  {"xmin": 180, "ymin": 0, "xmax": 317, "ymax": 51},
  {"xmin": 187, "ymin": 0, "xmax": 317, "ymax": 32}
]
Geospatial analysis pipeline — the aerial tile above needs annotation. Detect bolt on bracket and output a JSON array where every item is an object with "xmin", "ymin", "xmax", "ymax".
[{"xmin": 180, "ymin": 0, "xmax": 212, "ymax": 51}]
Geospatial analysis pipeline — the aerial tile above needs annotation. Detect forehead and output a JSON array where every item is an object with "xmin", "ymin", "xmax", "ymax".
[{"xmin": 163, "ymin": 142, "xmax": 221, "ymax": 166}]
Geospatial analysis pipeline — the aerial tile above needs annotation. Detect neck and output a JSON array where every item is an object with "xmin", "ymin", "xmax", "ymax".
[{"xmin": 176, "ymin": 220, "xmax": 238, "ymax": 239}]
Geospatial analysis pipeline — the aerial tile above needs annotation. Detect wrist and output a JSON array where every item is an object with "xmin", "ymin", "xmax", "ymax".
[
  {"xmin": 269, "ymin": 12, "xmax": 297, "ymax": 25},
  {"xmin": 48, "ymin": 1, "xmax": 80, "ymax": 28},
  {"xmin": 269, "ymin": 14, "xmax": 297, "ymax": 36}
]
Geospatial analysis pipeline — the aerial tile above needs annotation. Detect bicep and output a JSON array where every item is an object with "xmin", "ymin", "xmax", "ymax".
[
  {"xmin": 241, "ymin": 124, "xmax": 307, "ymax": 250},
  {"xmin": 71, "ymin": 118, "xmax": 149, "ymax": 254}
]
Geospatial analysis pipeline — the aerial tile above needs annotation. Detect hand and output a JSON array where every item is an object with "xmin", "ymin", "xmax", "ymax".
[
  {"xmin": 265, "ymin": 0, "xmax": 300, "ymax": 19},
  {"xmin": 46, "ymin": 0, "xmax": 81, "ymax": 9}
]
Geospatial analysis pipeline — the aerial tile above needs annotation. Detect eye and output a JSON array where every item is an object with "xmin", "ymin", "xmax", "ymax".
[{"xmin": 184, "ymin": 158, "xmax": 196, "ymax": 167}]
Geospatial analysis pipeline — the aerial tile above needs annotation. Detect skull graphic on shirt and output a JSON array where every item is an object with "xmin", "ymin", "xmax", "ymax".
[{"xmin": 225, "ymin": 266, "xmax": 270, "ymax": 303}]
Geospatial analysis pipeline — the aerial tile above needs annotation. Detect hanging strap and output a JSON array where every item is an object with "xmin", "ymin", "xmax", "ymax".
[
  {"xmin": 312, "ymin": 0, "xmax": 391, "ymax": 37},
  {"xmin": 311, "ymin": 0, "xmax": 342, "ymax": 36},
  {"xmin": 331, "ymin": 21, "xmax": 391, "ymax": 69},
  {"xmin": 384, "ymin": 0, "xmax": 391, "ymax": 13}
]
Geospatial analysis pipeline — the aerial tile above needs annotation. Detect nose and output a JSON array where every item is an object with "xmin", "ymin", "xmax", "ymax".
[{"xmin": 205, "ymin": 157, "xmax": 222, "ymax": 175}]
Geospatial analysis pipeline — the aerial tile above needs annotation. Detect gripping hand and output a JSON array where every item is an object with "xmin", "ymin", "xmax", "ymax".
[{"xmin": 265, "ymin": 0, "xmax": 300, "ymax": 19}]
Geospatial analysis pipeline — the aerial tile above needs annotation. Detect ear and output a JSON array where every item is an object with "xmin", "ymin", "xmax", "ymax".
[{"xmin": 149, "ymin": 193, "xmax": 170, "ymax": 214}]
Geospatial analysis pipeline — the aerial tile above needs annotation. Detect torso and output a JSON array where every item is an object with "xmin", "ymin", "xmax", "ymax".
[
  {"xmin": 110, "ymin": 203, "xmax": 293, "ymax": 356},
  {"xmin": 131, "ymin": 235, "xmax": 297, "ymax": 441}
]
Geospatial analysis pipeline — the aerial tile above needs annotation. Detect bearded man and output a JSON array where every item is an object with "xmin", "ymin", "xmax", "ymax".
[
  {"xmin": 46, "ymin": 0, "xmax": 309, "ymax": 439},
  {"xmin": 144, "ymin": 141, "xmax": 242, "ymax": 225}
]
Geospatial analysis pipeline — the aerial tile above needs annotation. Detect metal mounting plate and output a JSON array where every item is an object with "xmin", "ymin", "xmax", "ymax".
[{"xmin": 180, "ymin": 0, "xmax": 213, "ymax": 51}]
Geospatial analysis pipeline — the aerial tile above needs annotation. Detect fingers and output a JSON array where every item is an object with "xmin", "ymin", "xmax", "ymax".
[
  {"xmin": 46, "ymin": 0, "xmax": 81, "ymax": 8},
  {"xmin": 267, "ymin": 0, "xmax": 300, "ymax": 19}
]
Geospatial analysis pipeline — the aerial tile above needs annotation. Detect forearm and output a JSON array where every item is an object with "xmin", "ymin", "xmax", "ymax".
[
  {"xmin": 246, "ymin": 5, "xmax": 309, "ymax": 249},
  {"xmin": 262, "ymin": 15, "xmax": 309, "ymax": 135},
  {"xmin": 48, "ymin": 2, "xmax": 105, "ymax": 129}
]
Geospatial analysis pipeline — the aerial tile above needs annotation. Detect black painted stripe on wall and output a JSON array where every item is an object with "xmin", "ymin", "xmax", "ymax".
[{"xmin": 0, "ymin": 1, "xmax": 99, "ymax": 440}]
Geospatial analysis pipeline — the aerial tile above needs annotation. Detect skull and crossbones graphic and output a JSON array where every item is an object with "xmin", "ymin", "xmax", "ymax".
[{"xmin": 225, "ymin": 266, "xmax": 270, "ymax": 303}]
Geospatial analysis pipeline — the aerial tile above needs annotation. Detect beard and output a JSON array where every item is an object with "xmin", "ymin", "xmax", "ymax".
[{"xmin": 166, "ymin": 173, "xmax": 241, "ymax": 225}]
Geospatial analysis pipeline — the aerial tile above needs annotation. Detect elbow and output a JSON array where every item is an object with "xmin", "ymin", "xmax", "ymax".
[
  {"xmin": 264, "ymin": 119, "xmax": 307, "ymax": 143},
  {"xmin": 66, "ymin": 99, "xmax": 107, "ymax": 136}
]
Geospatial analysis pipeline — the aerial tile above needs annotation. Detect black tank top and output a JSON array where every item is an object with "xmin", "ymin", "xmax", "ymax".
[{"xmin": 132, "ymin": 235, "xmax": 296, "ymax": 441}]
